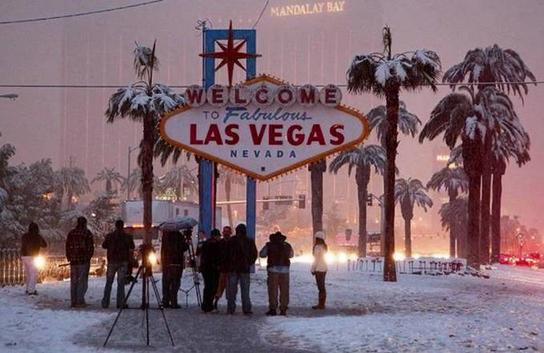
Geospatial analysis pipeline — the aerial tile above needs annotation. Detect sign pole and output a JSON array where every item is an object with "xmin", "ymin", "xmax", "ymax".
[
  {"xmin": 245, "ymin": 32, "xmax": 257, "ymax": 241},
  {"xmin": 199, "ymin": 25, "xmax": 216, "ymax": 236}
]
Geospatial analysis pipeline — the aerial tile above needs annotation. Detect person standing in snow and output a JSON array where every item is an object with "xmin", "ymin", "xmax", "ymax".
[
  {"xmin": 101, "ymin": 219, "xmax": 135, "ymax": 309},
  {"xmin": 259, "ymin": 231, "xmax": 294, "ymax": 316},
  {"xmin": 20, "ymin": 222, "xmax": 47, "ymax": 295},
  {"xmin": 226, "ymin": 224, "xmax": 258, "ymax": 315},
  {"xmin": 311, "ymin": 231, "xmax": 328, "ymax": 310},
  {"xmin": 213, "ymin": 225, "xmax": 232, "ymax": 309},
  {"xmin": 197, "ymin": 228, "xmax": 221, "ymax": 312},
  {"xmin": 161, "ymin": 230, "xmax": 189, "ymax": 308},
  {"xmin": 65, "ymin": 216, "xmax": 94, "ymax": 308}
]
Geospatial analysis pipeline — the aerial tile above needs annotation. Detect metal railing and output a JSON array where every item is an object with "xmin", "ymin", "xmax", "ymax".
[
  {"xmin": 0, "ymin": 249, "xmax": 106, "ymax": 287},
  {"xmin": 0, "ymin": 249, "xmax": 24, "ymax": 286}
]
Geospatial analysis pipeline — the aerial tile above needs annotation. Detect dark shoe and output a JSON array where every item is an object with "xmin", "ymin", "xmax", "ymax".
[
  {"xmin": 266, "ymin": 310, "xmax": 277, "ymax": 316},
  {"xmin": 311, "ymin": 305, "xmax": 325, "ymax": 310},
  {"xmin": 162, "ymin": 302, "xmax": 171, "ymax": 308},
  {"xmin": 171, "ymin": 304, "xmax": 181, "ymax": 309},
  {"xmin": 243, "ymin": 311, "xmax": 253, "ymax": 316},
  {"xmin": 28, "ymin": 291, "xmax": 38, "ymax": 296},
  {"xmin": 279, "ymin": 310, "xmax": 287, "ymax": 316},
  {"xmin": 116, "ymin": 304, "xmax": 128, "ymax": 309}
]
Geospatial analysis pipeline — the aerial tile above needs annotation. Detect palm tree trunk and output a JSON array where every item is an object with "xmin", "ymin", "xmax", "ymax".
[
  {"xmin": 383, "ymin": 87, "xmax": 399, "ymax": 282},
  {"xmin": 355, "ymin": 166, "xmax": 370, "ymax": 257},
  {"xmin": 491, "ymin": 171, "xmax": 503, "ymax": 263},
  {"xmin": 448, "ymin": 190, "xmax": 458, "ymax": 258},
  {"xmin": 225, "ymin": 175, "xmax": 233, "ymax": 227},
  {"xmin": 462, "ymin": 134, "xmax": 482, "ymax": 269},
  {"xmin": 480, "ymin": 137, "xmax": 492, "ymax": 265},
  {"xmin": 141, "ymin": 113, "xmax": 154, "ymax": 246},
  {"xmin": 309, "ymin": 159, "xmax": 326, "ymax": 237},
  {"xmin": 404, "ymin": 217, "xmax": 412, "ymax": 258}
]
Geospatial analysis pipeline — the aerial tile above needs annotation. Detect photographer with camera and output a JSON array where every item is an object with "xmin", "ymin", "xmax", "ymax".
[
  {"xmin": 101, "ymin": 220, "xmax": 135, "ymax": 309},
  {"xmin": 161, "ymin": 230, "xmax": 189, "ymax": 308}
]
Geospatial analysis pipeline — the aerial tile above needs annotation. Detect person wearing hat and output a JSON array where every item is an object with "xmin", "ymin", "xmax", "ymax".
[
  {"xmin": 259, "ymin": 231, "xmax": 294, "ymax": 316},
  {"xmin": 198, "ymin": 228, "xmax": 222, "ymax": 312},
  {"xmin": 311, "ymin": 231, "xmax": 328, "ymax": 310}
]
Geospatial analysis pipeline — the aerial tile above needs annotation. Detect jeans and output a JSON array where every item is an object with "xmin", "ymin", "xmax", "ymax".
[
  {"xmin": 22, "ymin": 256, "xmax": 38, "ymax": 293},
  {"xmin": 226, "ymin": 272, "xmax": 251, "ymax": 314},
  {"xmin": 215, "ymin": 272, "xmax": 228, "ymax": 299},
  {"xmin": 70, "ymin": 262, "xmax": 90, "ymax": 306},
  {"xmin": 201, "ymin": 270, "xmax": 219, "ymax": 312},
  {"xmin": 162, "ymin": 265, "xmax": 183, "ymax": 306},
  {"xmin": 315, "ymin": 271, "xmax": 327, "ymax": 306},
  {"xmin": 267, "ymin": 272, "xmax": 290, "ymax": 312},
  {"xmin": 101, "ymin": 262, "xmax": 127, "ymax": 308}
]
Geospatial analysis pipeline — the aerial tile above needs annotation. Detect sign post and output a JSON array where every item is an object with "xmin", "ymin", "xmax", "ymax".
[
  {"xmin": 165, "ymin": 22, "xmax": 370, "ymax": 241},
  {"xmin": 200, "ymin": 23, "xmax": 258, "ymax": 239}
]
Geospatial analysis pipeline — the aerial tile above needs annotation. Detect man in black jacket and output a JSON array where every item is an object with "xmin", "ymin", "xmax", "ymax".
[
  {"xmin": 66, "ymin": 217, "xmax": 94, "ymax": 308},
  {"xmin": 101, "ymin": 220, "xmax": 135, "ymax": 309},
  {"xmin": 21, "ymin": 222, "xmax": 47, "ymax": 295},
  {"xmin": 198, "ymin": 228, "xmax": 221, "ymax": 312},
  {"xmin": 161, "ymin": 230, "xmax": 189, "ymax": 308},
  {"xmin": 226, "ymin": 224, "xmax": 258, "ymax": 315},
  {"xmin": 259, "ymin": 232, "xmax": 294, "ymax": 316}
]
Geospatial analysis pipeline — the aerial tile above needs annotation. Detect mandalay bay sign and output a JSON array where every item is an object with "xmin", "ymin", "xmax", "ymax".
[{"xmin": 160, "ymin": 74, "xmax": 370, "ymax": 180}]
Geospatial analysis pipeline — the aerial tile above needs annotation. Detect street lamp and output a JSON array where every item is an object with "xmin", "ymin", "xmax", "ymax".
[
  {"xmin": 0, "ymin": 93, "xmax": 18, "ymax": 100},
  {"xmin": 516, "ymin": 232, "xmax": 525, "ymax": 259},
  {"xmin": 127, "ymin": 145, "xmax": 140, "ymax": 201}
]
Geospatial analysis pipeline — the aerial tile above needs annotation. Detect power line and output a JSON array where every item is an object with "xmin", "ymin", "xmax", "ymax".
[
  {"xmin": 0, "ymin": 81, "xmax": 542, "ymax": 90},
  {"xmin": 0, "ymin": 0, "xmax": 164, "ymax": 25},
  {"xmin": 252, "ymin": 0, "xmax": 270, "ymax": 29}
]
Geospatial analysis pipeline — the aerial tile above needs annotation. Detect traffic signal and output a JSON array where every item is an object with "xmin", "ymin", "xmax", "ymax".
[
  {"xmin": 367, "ymin": 194, "xmax": 373, "ymax": 206},
  {"xmin": 298, "ymin": 194, "xmax": 306, "ymax": 209}
]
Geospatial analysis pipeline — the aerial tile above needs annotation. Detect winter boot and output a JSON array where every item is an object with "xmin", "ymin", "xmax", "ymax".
[
  {"xmin": 266, "ymin": 309, "xmax": 277, "ymax": 316},
  {"xmin": 312, "ymin": 293, "xmax": 326, "ymax": 310}
]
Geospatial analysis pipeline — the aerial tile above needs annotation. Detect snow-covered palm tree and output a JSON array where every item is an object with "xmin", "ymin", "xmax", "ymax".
[
  {"xmin": 92, "ymin": 167, "xmax": 124, "ymax": 193},
  {"xmin": 394, "ymin": 178, "xmax": 433, "ymax": 258},
  {"xmin": 105, "ymin": 42, "xmax": 184, "ymax": 244},
  {"xmin": 122, "ymin": 168, "xmax": 160, "ymax": 200},
  {"xmin": 217, "ymin": 166, "xmax": 245, "ymax": 228},
  {"xmin": 158, "ymin": 165, "xmax": 198, "ymax": 201},
  {"xmin": 329, "ymin": 144, "xmax": 386, "ymax": 257},
  {"xmin": 439, "ymin": 197, "xmax": 468, "ymax": 254},
  {"xmin": 419, "ymin": 86, "xmax": 529, "ymax": 267},
  {"xmin": 443, "ymin": 44, "xmax": 534, "ymax": 264},
  {"xmin": 367, "ymin": 101, "xmax": 421, "ymax": 147},
  {"xmin": 57, "ymin": 164, "xmax": 90, "ymax": 210},
  {"xmin": 347, "ymin": 26, "xmax": 441, "ymax": 281},
  {"xmin": 427, "ymin": 167, "xmax": 468, "ymax": 257}
]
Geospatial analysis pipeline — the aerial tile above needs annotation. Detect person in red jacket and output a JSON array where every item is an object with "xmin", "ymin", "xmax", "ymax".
[
  {"xmin": 20, "ymin": 222, "xmax": 47, "ymax": 295},
  {"xmin": 65, "ymin": 217, "xmax": 94, "ymax": 308}
]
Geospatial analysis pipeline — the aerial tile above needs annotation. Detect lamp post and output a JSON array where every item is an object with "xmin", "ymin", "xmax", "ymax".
[
  {"xmin": 127, "ymin": 145, "xmax": 139, "ymax": 201},
  {"xmin": 516, "ymin": 232, "xmax": 525, "ymax": 259}
]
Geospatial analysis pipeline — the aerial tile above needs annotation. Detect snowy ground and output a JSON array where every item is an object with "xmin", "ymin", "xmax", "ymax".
[{"xmin": 1, "ymin": 263, "xmax": 543, "ymax": 353}]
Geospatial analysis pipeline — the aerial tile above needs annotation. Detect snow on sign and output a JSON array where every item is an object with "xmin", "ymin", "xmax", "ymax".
[{"xmin": 160, "ymin": 74, "xmax": 370, "ymax": 180}]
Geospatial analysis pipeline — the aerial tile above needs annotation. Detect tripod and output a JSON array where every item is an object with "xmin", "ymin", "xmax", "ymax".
[
  {"xmin": 179, "ymin": 229, "xmax": 202, "ymax": 307},
  {"xmin": 103, "ymin": 248, "xmax": 175, "ymax": 347}
]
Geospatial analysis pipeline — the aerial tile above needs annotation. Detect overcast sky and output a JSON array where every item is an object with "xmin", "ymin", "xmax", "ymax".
[{"xmin": 1, "ymin": 0, "xmax": 543, "ymax": 233}]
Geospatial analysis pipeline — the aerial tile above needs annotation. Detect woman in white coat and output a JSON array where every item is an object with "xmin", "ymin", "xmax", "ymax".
[{"xmin": 311, "ymin": 231, "xmax": 327, "ymax": 309}]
